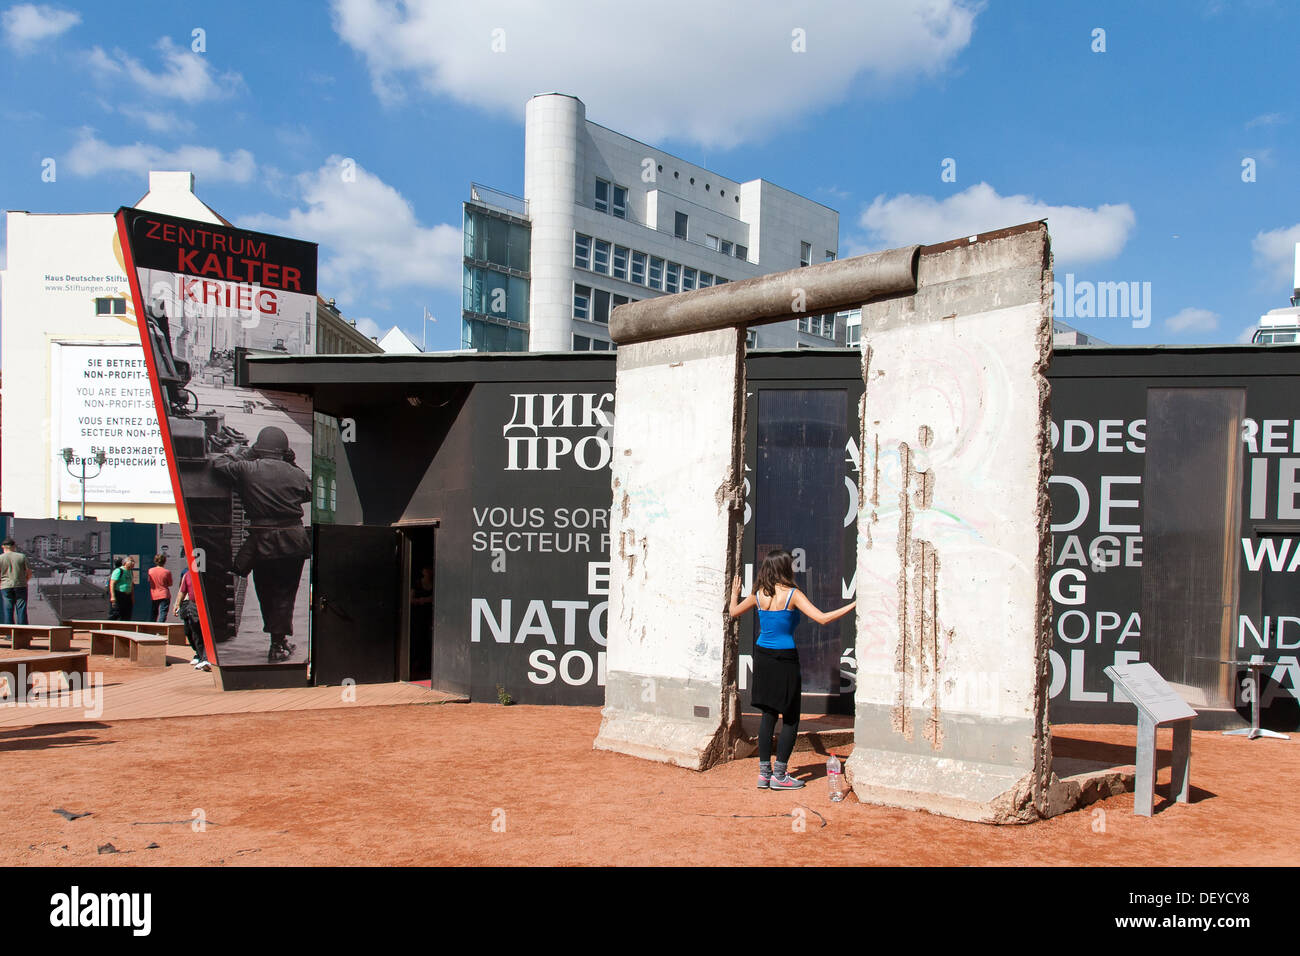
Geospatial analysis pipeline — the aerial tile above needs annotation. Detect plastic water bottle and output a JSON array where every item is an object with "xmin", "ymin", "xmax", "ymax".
[{"xmin": 827, "ymin": 753, "xmax": 845, "ymax": 802}]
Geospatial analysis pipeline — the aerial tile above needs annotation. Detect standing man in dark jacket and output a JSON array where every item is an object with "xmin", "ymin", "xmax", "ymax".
[{"xmin": 212, "ymin": 426, "xmax": 311, "ymax": 663}]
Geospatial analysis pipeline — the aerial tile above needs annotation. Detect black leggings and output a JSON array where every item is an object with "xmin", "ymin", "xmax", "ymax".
[{"xmin": 757, "ymin": 706, "xmax": 799, "ymax": 764}]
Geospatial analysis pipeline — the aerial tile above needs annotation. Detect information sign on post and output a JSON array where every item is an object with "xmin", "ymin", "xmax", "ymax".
[{"xmin": 1103, "ymin": 662, "xmax": 1197, "ymax": 817}]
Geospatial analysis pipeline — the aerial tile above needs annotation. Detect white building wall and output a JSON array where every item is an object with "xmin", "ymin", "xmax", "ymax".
[
  {"xmin": 524, "ymin": 94, "xmax": 584, "ymax": 352},
  {"xmin": 522, "ymin": 94, "xmax": 842, "ymax": 353},
  {"xmin": 1, "ymin": 172, "xmax": 223, "ymax": 520}
]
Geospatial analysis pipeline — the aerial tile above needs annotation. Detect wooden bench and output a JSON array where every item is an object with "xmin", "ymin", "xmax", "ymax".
[
  {"xmin": 87, "ymin": 630, "xmax": 168, "ymax": 667},
  {"xmin": 0, "ymin": 623, "xmax": 73, "ymax": 652},
  {"xmin": 64, "ymin": 618, "xmax": 188, "ymax": 647},
  {"xmin": 0, "ymin": 651, "xmax": 89, "ymax": 696}
]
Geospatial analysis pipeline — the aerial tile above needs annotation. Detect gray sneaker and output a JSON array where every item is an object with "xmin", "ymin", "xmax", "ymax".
[{"xmin": 769, "ymin": 771, "xmax": 805, "ymax": 790}]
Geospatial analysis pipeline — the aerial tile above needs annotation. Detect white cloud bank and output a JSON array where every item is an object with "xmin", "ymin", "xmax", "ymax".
[
  {"xmin": 857, "ymin": 182, "xmax": 1136, "ymax": 264},
  {"xmin": 242, "ymin": 156, "xmax": 461, "ymax": 304},
  {"xmin": 88, "ymin": 36, "xmax": 242, "ymax": 103},
  {"xmin": 330, "ymin": 0, "xmax": 981, "ymax": 148},
  {"xmin": 117, "ymin": 105, "xmax": 196, "ymax": 135},
  {"xmin": 1252, "ymin": 222, "xmax": 1300, "ymax": 286},
  {"xmin": 62, "ymin": 129, "xmax": 256, "ymax": 182},
  {"xmin": 2, "ymin": 3, "xmax": 79, "ymax": 51},
  {"xmin": 1165, "ymin": 307, "xmax": 1219, "ymax": 333}
]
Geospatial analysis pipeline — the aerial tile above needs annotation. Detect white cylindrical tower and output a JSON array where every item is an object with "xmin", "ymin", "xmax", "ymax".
[{"xmin": 524, "ymin": 93, "xmax": 584, "ymax": 352}]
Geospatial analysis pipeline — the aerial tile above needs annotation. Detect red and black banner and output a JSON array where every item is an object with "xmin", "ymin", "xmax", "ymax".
[{"xmin": 116, "ymin": 207, "xmax": 318, "ymax": 679}]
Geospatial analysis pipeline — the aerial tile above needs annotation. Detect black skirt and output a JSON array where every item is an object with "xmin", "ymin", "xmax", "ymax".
[{"xmin": 751, "ymin": 644, "xmax": 801, "ymax": 715}]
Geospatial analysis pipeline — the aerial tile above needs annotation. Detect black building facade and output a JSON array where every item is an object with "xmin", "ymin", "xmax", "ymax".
[{"xmin": 244, "ymin": 345, "xmax": 1300, "ymax": 731}]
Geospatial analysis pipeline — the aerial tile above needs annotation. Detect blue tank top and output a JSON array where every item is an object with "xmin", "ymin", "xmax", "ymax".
[{"xmin": 756, "ymin": 589, "xmax": 799, "ymax": 650}]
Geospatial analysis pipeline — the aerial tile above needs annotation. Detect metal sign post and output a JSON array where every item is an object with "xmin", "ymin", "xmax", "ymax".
[
  {"xmin": 1219, "ymin": 659, "xmax": 1291, "ymax": 740},
  {"xmin": 1104, "ymin": 662, "xmax": 1198, "ymax": 817}
]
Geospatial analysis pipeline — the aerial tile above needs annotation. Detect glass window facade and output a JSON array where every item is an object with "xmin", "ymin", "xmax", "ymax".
[
  {"xmin": 797, "ymin": 313, "xmax": 836, "ymax": 338},
  {"xmin": 463, "ymin": 265, "xmax": 529, "ymax": 325},
  {"xmin": 592, "ymin": 288, "xmax": 611, "ymax": 324},
  {"xmin": 461, "ymin": 318, "xmax": 528, "ymax": 351},
  {"xmin": 463, "ymin": 206, "xmax": 530, "ymax": 272}
]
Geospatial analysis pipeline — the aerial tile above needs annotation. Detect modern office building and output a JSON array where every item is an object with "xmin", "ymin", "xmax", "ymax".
[{"xmin": 463, "ymin": 93, "xmax": 843, "ymax": 353}]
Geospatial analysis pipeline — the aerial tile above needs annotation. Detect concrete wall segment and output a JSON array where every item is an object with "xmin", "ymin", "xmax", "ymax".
[
  {"xmin": 847, "ymin": 223, "xmax": 1058, "ymax": 822},
  {"xmin": 595, "ymin": 327, "xmax": 745, "ymax": 768}
]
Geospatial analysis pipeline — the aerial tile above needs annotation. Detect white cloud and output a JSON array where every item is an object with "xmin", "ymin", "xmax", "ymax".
[
  {"xmin": 118, "ymin": 105, "xmax": 196, "ymax": 135},
  {"xmin": 63, "ymin": 128, "xmax": 256, "ymax": 182},
  {"xmin": 88, "ymin": 36, "xmax": 242, "ymax": 103},
  {"xmin": 2, "ymin": 3, "xmax": 79, "ymax": 51},
  {"xmin": 242, "ymin": 156, "xmax": 461, "ymax": 305},
  {"xmin": 1252, "ymin": 222, "xmax": 1300, "ymax": 285},
  {"xmin": 857, "ymin": 182, "xmax": 1136, "ymax": 263},
  {"xmin": 1165, "ymin": 307, "xmax": 1219, "ymax": 333},
  {"xmin": 330, "ymin": 0, "xmax": 980, "ymax": 148},
  {"xmin": 352, "ymin": 316, "xmax": 383, "ymax": 340},
  {"xmin": 1245, "ymin": 112, "xmax": 1286, "ymax": 129},
  {"xmin": 1235, "ymin": 322, "xmax": 1260, "ymax": 344}
]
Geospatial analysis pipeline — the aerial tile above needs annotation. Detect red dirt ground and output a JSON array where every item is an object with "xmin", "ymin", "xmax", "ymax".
[{"xmin": 3, "ymin": 704, "xmax": 1296, "ymax": 866}]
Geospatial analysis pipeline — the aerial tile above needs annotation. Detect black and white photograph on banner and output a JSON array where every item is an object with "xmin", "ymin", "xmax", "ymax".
[{"xmin": 121, "ymin": 209, "xmax": 318, "ymax": 668}]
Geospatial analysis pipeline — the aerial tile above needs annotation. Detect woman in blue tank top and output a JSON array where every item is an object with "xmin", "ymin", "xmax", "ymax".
[{"xmin": 729, "ymin": 548, "xmax": 856, "ymax": 790}]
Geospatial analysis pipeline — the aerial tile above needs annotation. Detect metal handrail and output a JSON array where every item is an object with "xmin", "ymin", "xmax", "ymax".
[{"xmin": 469, "ymin": 183, "xmax": 528, "ymax": 218}]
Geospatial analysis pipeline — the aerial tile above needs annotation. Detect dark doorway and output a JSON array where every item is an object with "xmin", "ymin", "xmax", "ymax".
[
  {"xmin": 401, "ymin": 524, "xmax": 436, "ymax": 684},
  {"xmin": 311, "ymin": 524, "xmax": 401, "ymax": 685}
]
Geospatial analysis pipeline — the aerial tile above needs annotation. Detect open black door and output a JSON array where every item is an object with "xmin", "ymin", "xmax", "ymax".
[{"xmin": 312, "ymin": 525, "xmax": 401, "ymax": 685}]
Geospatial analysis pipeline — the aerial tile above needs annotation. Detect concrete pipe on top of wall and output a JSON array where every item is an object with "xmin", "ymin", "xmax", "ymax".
[{"xmin": 608, "ymin": 245, "xmax": 921, "ymax": 345}]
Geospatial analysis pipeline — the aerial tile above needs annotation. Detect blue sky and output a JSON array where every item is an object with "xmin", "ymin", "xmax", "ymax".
[{"xmin": 2, "ymin": 0, "xmax": 1297, "ymax": 350}]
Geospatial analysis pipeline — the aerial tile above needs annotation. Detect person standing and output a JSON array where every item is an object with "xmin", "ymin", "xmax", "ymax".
[
  {"xmin": 0, "ymin": 538, "xmax": 32, "ymax": 625},
  {"xmin": 173, "ymin": 564, "xmax": 209, "ymax": 671},
  {"xmin": 409, "ymin": 565, "xmax": 434, "ymax": 681},
  {"xmin": 108, "ymin": 555, "xmax": 136, "ymax": 621},
  {"xmin": 729, "ymin": 548, "xmax": 856, "ymax": 791},
  {"xmin": 212, "ymin": 426, "xmax": 311, "ymax": 663},
  {"xmin": 147, "ymin": 554, "xmax": 172, "ymax": 622}
]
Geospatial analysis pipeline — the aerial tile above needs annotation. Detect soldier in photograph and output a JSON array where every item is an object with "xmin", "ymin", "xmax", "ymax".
[{"xmin": 212, "ymin": 426, "xmax": 311, "ymax": 663}]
